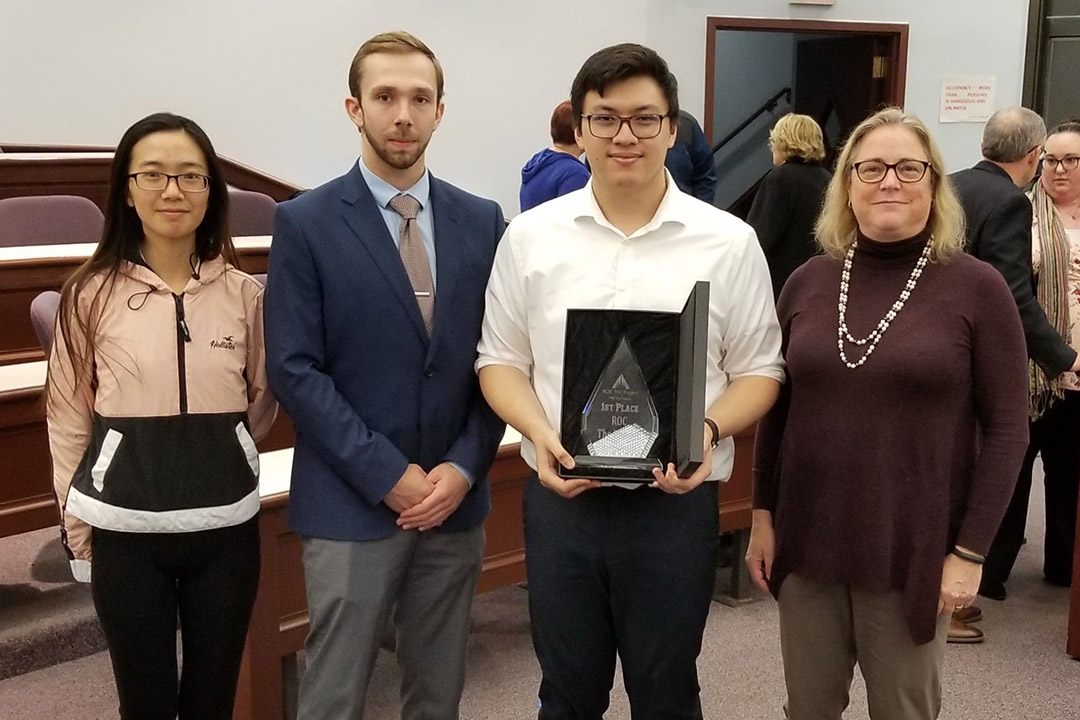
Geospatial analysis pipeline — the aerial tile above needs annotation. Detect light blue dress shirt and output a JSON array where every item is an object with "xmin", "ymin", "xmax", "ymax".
[{"xmin": 358, "ymin": 158, "xmax": 438, "ymax": 289}]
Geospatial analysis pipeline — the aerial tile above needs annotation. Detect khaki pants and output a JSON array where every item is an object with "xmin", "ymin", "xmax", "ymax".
[{"xmin": 777, "ymin": 573, "xmax": 949, "ymax": 720}]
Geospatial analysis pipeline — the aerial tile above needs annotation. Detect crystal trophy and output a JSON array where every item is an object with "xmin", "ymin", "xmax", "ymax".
[
  {"xmin": 581, "ymin": 336, "xmax": 660, "ymax": 459},
  {"xmin": 559, "ymin": 282, "xmax": 710, "ymax": 482}
]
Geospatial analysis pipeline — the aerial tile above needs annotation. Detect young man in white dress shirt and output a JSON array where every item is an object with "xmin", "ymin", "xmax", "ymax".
[{"xmin": 476, "ymin": 44, "xmax": 784, "ymax": 719}]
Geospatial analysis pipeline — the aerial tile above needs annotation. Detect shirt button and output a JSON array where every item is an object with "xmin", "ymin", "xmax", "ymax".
[{"xmin": 424, "ymin": 368, "xmax": 435, "ymax": 378}]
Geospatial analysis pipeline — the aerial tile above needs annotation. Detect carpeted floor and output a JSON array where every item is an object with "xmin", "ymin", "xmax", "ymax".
[{"xmin": 1, "ymin": 461, "xmax": 1077, "ymax": 719}]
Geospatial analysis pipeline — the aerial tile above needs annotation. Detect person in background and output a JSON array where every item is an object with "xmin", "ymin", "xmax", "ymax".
[
  {"xmin": 747, "ymin": 108, "xmax": 1029, "ymax": 720},
  {"xmin": 520, "ymin": 100, "xmax": 590, "ymax": 212},
  {"xmin": 665, "ymin": 109, "xmax": 718, "ymax": 203},
  {"xmin": 47, "ymin": 112, "xmax": 276, "ymax": 720},
  {"xmin": 747, "ymin": 112, "xmax": 832, "ymax": 298},
  {"xmin": 949, "ymin": 109, "xmax": 1080, "ymax": 636},
  {"xmin": 1014, "ymin": 118, "xmax": 1080, "ymax": 593}
]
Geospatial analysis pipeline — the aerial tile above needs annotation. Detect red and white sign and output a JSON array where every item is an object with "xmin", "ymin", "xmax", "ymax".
[{"xmin": 940, "ymin": 76, "xmax": 996, "ymax": 123}]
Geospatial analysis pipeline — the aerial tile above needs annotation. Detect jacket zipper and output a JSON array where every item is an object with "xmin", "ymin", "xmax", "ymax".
[{"xmin": 174, "ymin": 293, "xmax": 191, "ymax": 413}]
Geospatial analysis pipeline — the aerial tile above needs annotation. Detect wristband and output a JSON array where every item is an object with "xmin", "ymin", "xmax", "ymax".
[
  {"xmin": 703, "ymin": 417, "xmax": 720, "ymax": 449},
  {"xmin": 950, "ymin": 547, "xmax": 985, "ymax": 565}
]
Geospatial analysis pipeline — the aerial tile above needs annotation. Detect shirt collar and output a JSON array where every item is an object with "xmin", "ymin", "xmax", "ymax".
[
  {"xmin": 357, "ymin": 157, "xmax": 431, "ymax": 211},
  {"xmin": 573, "ymin": 169, "xmax": 687, "ymax": 238}
]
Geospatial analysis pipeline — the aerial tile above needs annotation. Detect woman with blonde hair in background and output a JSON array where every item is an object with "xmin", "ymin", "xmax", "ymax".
[
  {"xmin": 746, "ymin": 108, "xmax": 1029, "ymax": 719},
  {"xmin": 747, "ymin": 112, "xmax": 832, "ymax": 297}
]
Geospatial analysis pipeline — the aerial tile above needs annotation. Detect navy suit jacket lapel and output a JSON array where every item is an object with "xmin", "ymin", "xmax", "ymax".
[
  {"xmin": 341, "ymin": 165, "xmax": 429, "ymax": 344},
  {"xmin": 429, "ymin": 177, "xmax": 462, "ymax": 356}
]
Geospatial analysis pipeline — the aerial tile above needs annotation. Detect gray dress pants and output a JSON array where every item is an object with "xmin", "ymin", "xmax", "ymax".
[{"xmin": 296, "ymin": 527, "xmax": 485, "ymax": 720}]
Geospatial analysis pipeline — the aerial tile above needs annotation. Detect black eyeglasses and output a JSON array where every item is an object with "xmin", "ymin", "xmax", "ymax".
[
  {"xmin": 851, "ymin": 159, "xmax": 932, "ymax": 184},
  {"xmin": 1042, "ymin": 155, "xmax": 1080, "ymax": 172},
  {"xmin": 129, "ymin": 172, "xmax": 211, "ymax": 192},
  {"xmin": 581, "ymin": 114, "xmax": 667, "ymax": 139}
]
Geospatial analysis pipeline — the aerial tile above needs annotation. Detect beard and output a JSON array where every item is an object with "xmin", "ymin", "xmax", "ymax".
[{"xmin": 366, "ymin": 130, "xmax": 431, "ymax": 171}]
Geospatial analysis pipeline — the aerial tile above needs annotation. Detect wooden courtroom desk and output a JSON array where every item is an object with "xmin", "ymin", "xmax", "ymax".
[
  {"xmin": 0, "ymin": 362, "xmax": 54, "ymax": 536},
  {"xmin": 0, "ymin": 147, "xmax": 301, "ymax": 208},
  {"xmin": 0, "ymin": 236, "xmax": 272, "ymax": 366},
  {"xmin": 0, "ymin": 152, "xmax": 115, "ymax": 211}
]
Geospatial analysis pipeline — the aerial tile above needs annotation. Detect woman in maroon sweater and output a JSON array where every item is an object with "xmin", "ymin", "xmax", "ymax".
[{"xmin": 746, "ymin": 108, "xmax": 1029, "ymax": 720}]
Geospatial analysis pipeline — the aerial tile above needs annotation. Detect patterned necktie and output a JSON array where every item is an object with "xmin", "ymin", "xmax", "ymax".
[{"xmin": 388, "ymin": 193, "xmax": 435, "ymax": 335}]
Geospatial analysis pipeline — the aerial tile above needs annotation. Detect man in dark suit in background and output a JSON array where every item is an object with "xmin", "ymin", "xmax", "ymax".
[
  {"xmin": 265, "ymin": 31, "xmax": 505, "ymax": 720},
  {"xmin": 949, "ymin": 106, "xmax": 1078, "ymax": 641},
  {"xmin": 665, "ymin": 110, "xmax": 717, "ymax": 203}
]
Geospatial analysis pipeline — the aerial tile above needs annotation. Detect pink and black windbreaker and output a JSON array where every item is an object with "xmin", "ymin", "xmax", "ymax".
[{"xmin": 46, "ymin": 256, "xmax": 277, "ymax": 582}]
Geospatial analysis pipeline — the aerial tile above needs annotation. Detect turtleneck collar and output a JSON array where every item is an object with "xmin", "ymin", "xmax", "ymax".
[{"xmin": 854, "ymin": 226, "xmax": 931, "ymax": 266}]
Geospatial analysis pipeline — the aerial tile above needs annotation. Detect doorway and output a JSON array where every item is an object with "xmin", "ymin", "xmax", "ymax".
[
  {"xmin": 1023, "ymin": 0, "xmax": 1080, "ymax": 127},
  {"xmin": 704, "ymin": 18, "xmax": 908, "ymax": 216}
]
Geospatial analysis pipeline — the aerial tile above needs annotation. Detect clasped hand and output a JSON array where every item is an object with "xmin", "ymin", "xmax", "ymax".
[{"xmin": 385, "ymin": 463, "xmax": 469, "ymax": 531}]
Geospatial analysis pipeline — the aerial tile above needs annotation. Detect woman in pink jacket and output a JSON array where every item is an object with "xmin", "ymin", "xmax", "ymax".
[{"xmin": 46, "ymin": 112, "xmax": 276, "ymax": 720}]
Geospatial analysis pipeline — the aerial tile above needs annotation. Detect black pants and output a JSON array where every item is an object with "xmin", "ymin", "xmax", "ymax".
[
  {"xmin": 985, "ymin": 389, "xmax": 1080, "ymax": 587},
  {"xmin": 91, "ymin": 518, "xmax": 261, "ymax": 720},
  {"xmin": 523, "ymin": 475, "xmax": 718, "ymax": 720}
]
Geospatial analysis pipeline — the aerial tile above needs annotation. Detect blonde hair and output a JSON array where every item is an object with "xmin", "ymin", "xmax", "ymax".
[
  {"xmin": 769, "ymin": 113, "xmax": 826, "ymax": 162},
  {"xmin": 348, "ymin": 31, "xmax": 444, "ymax": 102},
  {"xmin": 815, "ymin": 108, "xmax": 966, "ymax": 261}
]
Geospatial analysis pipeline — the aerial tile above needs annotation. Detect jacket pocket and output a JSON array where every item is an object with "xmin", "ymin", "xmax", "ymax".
[
  {"xmin": 91, "ymin": 429, "xmax": 123, "ymax": 493},
  {"xmin": 235, "ymin": 422, "xmax": 260, "ymax": 478}
]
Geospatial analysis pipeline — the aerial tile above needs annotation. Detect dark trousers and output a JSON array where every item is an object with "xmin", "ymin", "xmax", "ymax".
[
  {"xmin": 91, "ymin": 518, "xmax": 260, "ymax": 720},
  {"xmin": 985, "ymin": 389, "xmax": 1080, "ymax": 587},
  {"xmin": 523, "ymin": 475, "xmax": 719, "ymax": 720}
]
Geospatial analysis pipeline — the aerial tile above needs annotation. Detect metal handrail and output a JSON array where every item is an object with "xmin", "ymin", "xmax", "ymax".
[{"xmin": 711, "ymin": 87, "xmax": 792, "ymax": 154}]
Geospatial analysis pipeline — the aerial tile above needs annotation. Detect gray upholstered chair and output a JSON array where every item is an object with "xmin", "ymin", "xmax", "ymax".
[
  {"xmin": 0, "ymin": 195, "xmax": 104, "ymax": 247},
  {"xmin": 30, "ymin": 290, "xmax": 61, "ymax": 356},
  {"xmin": 228, "ymin": 188, "xmax": 277, "ymax": 237}
]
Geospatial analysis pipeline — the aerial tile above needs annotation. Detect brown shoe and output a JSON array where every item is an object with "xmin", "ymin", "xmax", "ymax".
[
  {"xmin": 952, "ymin": 605, "xmax": 983, "ymax": 624},
  {"xmin": 947, "ymin": 616, "xmax": 984, "ymax": 643}
]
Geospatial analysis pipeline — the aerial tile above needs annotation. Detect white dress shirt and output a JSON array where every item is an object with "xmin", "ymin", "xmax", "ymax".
[{"xmin": 476, "ymin": 173, "xmax": 785, "ymax": 481}]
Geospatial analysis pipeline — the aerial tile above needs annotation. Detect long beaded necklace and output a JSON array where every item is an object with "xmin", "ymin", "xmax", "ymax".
[{"xmin": 837, "ymin": 239, "xmax": 932, "ymax": 369}]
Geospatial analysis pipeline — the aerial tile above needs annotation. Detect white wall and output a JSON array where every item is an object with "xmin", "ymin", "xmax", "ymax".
[
  {"xmin": 0, "ymin": 0, "xmax": 646, "ymax": 214},
  {"xmin": 646, "ymin": 0, "xmax": 1031, "ymax": 176},
  {"xmin": 1, "ymin": 1, "xmax": 1029, "ymax": 214}
]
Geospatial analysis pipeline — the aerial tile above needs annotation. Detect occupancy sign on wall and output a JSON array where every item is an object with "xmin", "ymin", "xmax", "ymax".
[{"xmin": 940, "ymin": 76, "xmax": 997, "ymax": 123}]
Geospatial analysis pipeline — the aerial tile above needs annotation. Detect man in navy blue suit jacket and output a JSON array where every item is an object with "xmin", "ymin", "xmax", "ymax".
[{"xmin": 265, "ymin": 31, "xmax": 505, "ymax": 720}]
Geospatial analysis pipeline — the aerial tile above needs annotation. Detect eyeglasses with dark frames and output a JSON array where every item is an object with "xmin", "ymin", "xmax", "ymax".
[
  {"xmin": 1042, "ymin": 155, "xmax": 1080, "ymax": 172},
  {"xmin": 851, "ymin": 159, "xmax": 932, "ymax": 184},
  {"xmin": 129, "ymin": 171, "xmax": 211, "ymax": 193},
  {"xmin": 581, "ymin": 114, "xmax": 667, "ymax": 139}
]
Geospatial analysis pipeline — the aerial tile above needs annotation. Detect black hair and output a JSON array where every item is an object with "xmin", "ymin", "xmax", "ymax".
[{"xmin": 569, "ymin": 43, "xmax": 679, "ymax": 130}]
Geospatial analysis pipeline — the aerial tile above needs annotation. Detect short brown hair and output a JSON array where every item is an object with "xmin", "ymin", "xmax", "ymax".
[
  {"xmin": 348, "ymin": 31, "xmax": 444, "ymax": 102},
  {"xmin": 549, "ymin": 101, "xmax": 576, "ymax": 146},
  {"xmin": 769, "ymin": 113, "xmax": 826, "ymax": 162}
]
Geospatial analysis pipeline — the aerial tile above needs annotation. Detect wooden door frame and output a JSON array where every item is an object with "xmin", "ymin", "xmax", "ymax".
[{"xmin": 703, "ymin": 17, "xmax": 909, "ymax": 146}]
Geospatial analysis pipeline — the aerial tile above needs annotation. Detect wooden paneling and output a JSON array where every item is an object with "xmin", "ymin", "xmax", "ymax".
[
  {"xmin": 0, "ymin": 387, "xmax": 56, "ymax": 537},
  {"xmin": 1070, "ymin": 499, "xmax": 1080, "ymax": 658},
  {"xmin": 0, "ymin": 242, "xmax": 270, "ymax": 367}
]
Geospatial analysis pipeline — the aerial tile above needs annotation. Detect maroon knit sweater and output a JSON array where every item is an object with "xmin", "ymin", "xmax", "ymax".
[{"xmin": 753, "ymin": 229, "xmax": 1029, "ymax": 644}]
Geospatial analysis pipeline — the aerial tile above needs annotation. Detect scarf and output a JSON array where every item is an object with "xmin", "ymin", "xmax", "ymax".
[{"xmin": 1029, "ymin": 182, "xmax": 1072, "ymax": 418}]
